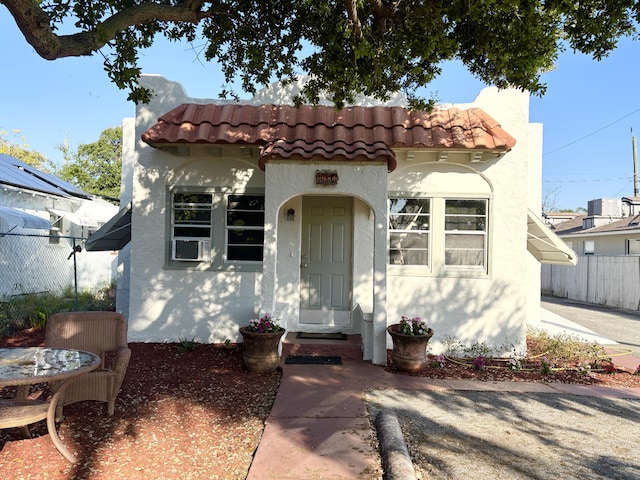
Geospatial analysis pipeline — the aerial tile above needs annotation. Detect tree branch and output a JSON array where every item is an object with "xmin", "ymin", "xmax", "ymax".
[
  {"xmin": 367, "ymin": 0, "xmax": 395, "ymax": 32},
  {"xmin": 2, "ymin": 0, "xmax": 213, "ymax": 59},
  {"xmin": 344, "ymin": 0, "xmax": 363, "ymax": 39}
]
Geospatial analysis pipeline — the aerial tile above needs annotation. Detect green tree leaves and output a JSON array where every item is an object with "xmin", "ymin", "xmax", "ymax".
[
  {"xmin": 3, "ymin": 1, "xmax": 639, "ymax": 107},
  {"xmin": 56, "ymin": 127, "xmax": 122, "ymax": 202}
]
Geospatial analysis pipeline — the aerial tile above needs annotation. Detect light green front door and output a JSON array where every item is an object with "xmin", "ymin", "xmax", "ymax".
[{"xmin": 300, "ymin": 196, "xmax": 353, "ymax": 326}]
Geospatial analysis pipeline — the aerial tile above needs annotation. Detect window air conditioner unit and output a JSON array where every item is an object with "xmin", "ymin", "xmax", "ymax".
[{"xmin": 172, "ymin": 239, "xmax": 210, "ymax": 261}]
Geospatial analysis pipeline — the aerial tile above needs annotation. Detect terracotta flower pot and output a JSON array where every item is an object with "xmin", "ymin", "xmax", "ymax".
[
  {"xmin": 387, "ymin": 324, "xmax": 434, "ymax": 373},
  {"xmin": 239, "ymin": 327, "xmax": 286, "ymax": 373}
]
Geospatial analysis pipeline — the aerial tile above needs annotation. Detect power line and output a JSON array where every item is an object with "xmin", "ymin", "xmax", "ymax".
[
  {"xmin": 543, "ymin": 107, "xmax": 640, "ymax": 156},
  {"xmin": 543, "ymin": 175, "xmax": 635, "ymax": 183}
]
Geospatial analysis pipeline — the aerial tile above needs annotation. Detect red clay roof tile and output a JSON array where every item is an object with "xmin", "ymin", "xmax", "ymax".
[{"xmin": 141, "ymin": 104, "xmax": 516, "ymax": 172}]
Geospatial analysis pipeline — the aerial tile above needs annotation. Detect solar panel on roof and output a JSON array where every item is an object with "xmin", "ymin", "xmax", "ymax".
[
  {"xmin": 19, "ymin": 162, "xmax": 91, "ymax": 198},
  {"xmin": 0, "ymin": 153, "xmax": 91, "ymax": 199}
]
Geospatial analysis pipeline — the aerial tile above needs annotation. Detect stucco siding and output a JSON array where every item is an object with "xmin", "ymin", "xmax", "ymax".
[
  {"xmin": 123, "ymin": 75, "xmax": 543, "ymax": 363},
  {"xmin": 128, "ymin": 147, "xmax": 267, "ymax": 342}
]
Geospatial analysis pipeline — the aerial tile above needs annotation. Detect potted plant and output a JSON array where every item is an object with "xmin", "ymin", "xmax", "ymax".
[
  {"xmin": 239, "ymin": 312, "xmax": 286, "ymax": 373},
  {"xmin": 387, "ymin": 316, "xmax": 434, "ymax": 372}
]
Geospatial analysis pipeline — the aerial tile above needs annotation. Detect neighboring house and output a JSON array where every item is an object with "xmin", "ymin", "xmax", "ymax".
[
  {"xmin": 106, "ymin": 75, "xmax": 575, "ymax": 365},
  {"xmin": 542, "ymin": 211, "xmax": 584, "ymax": 227},
  {"xmin": 0, "ymin": 154, "xmax": 119, "ymax": 298},
  {"xmin": 551, "ymin": 197, "xmax": 640, "ymax": 255}
]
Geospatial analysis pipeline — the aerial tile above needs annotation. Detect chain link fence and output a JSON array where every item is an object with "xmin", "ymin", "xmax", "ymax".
[{"xmin": 0, "ymin": 232, "xmax": 116, "ymax": 335}]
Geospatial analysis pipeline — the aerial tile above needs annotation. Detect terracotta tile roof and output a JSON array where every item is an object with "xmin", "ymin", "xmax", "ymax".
[{"xmin": 141, "ymin": 103, "xmax": 516, "ymax": 172}]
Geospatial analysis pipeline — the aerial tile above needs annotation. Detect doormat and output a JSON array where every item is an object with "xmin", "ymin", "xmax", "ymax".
[
  {"xmin": 296, "ymin": 332, "xmax": 348, "ymax": 341},
  {"xmin": 285, "ymin": 355, "xmax": 342, "ymax": 365}
]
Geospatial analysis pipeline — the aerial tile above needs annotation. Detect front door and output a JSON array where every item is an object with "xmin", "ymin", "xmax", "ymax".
[{"xmin": 299, "ymin": 196, "xmax": 353, "ymax": 326}]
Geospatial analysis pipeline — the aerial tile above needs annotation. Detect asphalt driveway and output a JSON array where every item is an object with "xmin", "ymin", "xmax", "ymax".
[
  {"xmin": 366, "ymin": 389, "xmax": 640, "ymax": 480},
  {"xmin": 541, "ymin": 296, "xmax": 640, "ymax": 358}
]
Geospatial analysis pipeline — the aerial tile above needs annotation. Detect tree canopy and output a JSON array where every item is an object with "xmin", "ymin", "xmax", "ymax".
[
  {"xmin": 56, "ymin": 127, "xmax": 122, "ymax": 202},
  {"xmin": 3, "ymin": 1, "xmax": 639, "ymax": 108},
  {"xmin": 0, "ymin": 129, "xmax": 49, "ymax": 170}
]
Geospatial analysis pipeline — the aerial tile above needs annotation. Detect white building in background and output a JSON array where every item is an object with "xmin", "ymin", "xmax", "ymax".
[
  {"xmin": 551, "ymin": 197, "xmax": 640, "ymax": 256},
  {"xmin": 0, "ymin": 154, "xmax": 118, "ymax": 298}
]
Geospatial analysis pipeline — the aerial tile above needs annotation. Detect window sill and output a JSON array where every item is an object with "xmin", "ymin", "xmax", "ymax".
[
  {"xmin": 388, "ymin": 265, "xmax": 489, "ymax": 279},
  {"xmin": 164, "ymin": 261, "xmax": 262, "ymax": 273}
]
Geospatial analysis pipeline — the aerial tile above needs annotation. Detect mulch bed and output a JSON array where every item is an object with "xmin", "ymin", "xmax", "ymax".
[
  {"xmin": 1, "ymin": 327, "xmax": 639, "ymax": 480},
  {"xmin": 0, "ymin": 328, "xmax": 281, "ymax": 479}
]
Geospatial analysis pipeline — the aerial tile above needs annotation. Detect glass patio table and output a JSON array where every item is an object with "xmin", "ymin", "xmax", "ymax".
[{"xmin": 0, "ymin": 347, "xmax": 100, "ymax": 462}]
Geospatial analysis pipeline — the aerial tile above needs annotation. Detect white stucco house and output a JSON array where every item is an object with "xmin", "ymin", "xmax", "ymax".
[
  {"xmin": 106, "ymin": 75, "xmax": 575, "ymax": 365},
  {"xmin": 0, "ymin": 154, "xmax": 119, "ymax": 298}
]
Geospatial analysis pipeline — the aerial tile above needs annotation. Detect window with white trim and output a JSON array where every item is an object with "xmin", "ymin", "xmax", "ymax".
[
  {"xmin": 170, "ymin": 190, "xmax": 265, "ymax": 266},
  {"xmin": 444, "ymin": 199, "xmax": 487, "ymax": 268},
  {"xmin": 627, "ymin": 239, "xmax": 640, "ymax": 255},
  {"xmin": 225, "ymin": 194, "xmax": 265, "ymax": 262},
  {"xmin": 171, "ymin": 193, "xmax": 212, "ymax": 261},
  {"xmin": 49, "ymin": 213, "xmax": 61, "ymax": 245},
  {"xmin": 388, "ymin": 198, "xmax": 430, "ymax": 265},
  {"xmin": 584, "ymin": 240, "xmax": 595, "ymax": 255}
]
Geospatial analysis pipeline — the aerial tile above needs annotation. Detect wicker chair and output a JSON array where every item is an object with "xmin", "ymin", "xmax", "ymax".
[{"xmin": 45, "ymin": 311, "xmax": 131, "ymax": 418}]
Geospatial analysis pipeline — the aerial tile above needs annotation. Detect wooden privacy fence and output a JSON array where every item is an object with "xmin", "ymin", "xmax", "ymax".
[{"xmin": 542, "ymin": 255, "xmax": 640, "ymax": 311}]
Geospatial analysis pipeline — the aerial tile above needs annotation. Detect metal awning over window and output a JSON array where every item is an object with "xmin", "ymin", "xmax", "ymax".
[
  {"xmin": 0, "ymin": 205, "xmax": 51, "ymax": 230},
  {"xmin": 47, "ymin": 208, "xmax": 100, "ymax": 227},
  {"xmin": 527, "ymin": 210, "xmax": 577, "ymax": 265},
  {"xmin": 85, "ymin": 202, "xmax": 131, "ymax": 251}
]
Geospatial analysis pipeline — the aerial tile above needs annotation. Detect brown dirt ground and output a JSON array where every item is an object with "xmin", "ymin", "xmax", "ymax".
[{"xmin": 1, "ymin": 328, "xmax": 639, "ymax": 479}]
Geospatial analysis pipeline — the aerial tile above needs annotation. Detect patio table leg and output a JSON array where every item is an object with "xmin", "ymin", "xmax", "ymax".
[
  {"xmin": 46, "ymin": 378, "xmax": 80, "ymax": 463},
  {"xmin": 16, "ymin": 384, "xmax": 31, "ymax": 438}
]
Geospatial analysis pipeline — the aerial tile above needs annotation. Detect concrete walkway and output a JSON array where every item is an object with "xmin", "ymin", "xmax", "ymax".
[{"xmin": 247, "ymin": 314, "xmax": 640, "ymax": 480}]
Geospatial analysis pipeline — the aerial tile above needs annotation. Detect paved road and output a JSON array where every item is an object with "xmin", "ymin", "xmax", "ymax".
[{"xmin": 541, "ymin": 296, "xmax": 640, "ymax": 358}]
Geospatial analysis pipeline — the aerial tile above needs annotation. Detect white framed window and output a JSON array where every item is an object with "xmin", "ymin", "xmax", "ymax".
[
  {"xmin": 49, "ymin": 214, "xmax": 62, "ymax": 245},
  {"xmin": 627, "ymin": 239, "xmax": 640, "ymax": 255},
  {"xmin": 169, "ymin": 190, "xmax": 265, "ymax": 266},
  {"xmin": 171, "ymin": 193, "xmax": 212, "ymax": 261},
  {"xmin": 444, "ymin": 199, "xmax": 487, "ymax": 269},
  {"xmin": 584, "ymin": 240, "xmax": 595, "ymax": 255},
  {"xmin": 225, "ymin": 194, "xmax": 265, "ymax": 262},
  {"xmin": 388, "ymin": 198, "xmax": 430, "ymax": 265}
]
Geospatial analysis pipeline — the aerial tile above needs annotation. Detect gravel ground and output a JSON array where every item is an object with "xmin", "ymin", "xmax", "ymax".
[{"xmin": 366, "ymin": 389, "xmax": 640, "ymax": 480}]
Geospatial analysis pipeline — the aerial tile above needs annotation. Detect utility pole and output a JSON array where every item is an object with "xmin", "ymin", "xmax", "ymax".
[{"xmin": 633, "ymin": 128, "xmax": 638, "ymax": 197}]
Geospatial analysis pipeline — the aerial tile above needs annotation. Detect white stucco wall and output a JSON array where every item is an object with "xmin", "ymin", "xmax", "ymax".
[
  {"xmin": 526, "ymin": 122, "xmax": 544, "ymax": 328},
  {"xmin": 125, "ymin": 75, "xmax": 543, "ymax": 362},
  {"xmin": 127, "ymin": 149, "xmax": 266, "ymax": 342},
  {"xmin": 384, "ymin": 87, "xmax": 538, "ymax": 355},
  {"xmin": 115, "ymin": 117, "xmax": 136, "ymax": 318}
]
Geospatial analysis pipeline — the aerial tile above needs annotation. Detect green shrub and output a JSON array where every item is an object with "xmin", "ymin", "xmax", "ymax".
[
  {"xmin": 176, "ymin": 337, "xmax": 201, "ymax": 353},
  {"xmin": 0, "ymin": 282, "xmax": 116, "ymax": 337},
  {"xmin": 526, "ymin": 327, "xmax": 608, "ymax": 368}
]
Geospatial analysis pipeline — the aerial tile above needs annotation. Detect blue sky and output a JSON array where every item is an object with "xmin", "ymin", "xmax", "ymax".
[{"xmin": 1, "ymin": 7, "xmax": 639, "ymax": 211}]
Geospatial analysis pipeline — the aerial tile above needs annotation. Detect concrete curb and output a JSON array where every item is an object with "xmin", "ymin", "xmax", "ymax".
[{"xmin": 375, "ymin": 410, "xmax": 417, "ymax": 480}]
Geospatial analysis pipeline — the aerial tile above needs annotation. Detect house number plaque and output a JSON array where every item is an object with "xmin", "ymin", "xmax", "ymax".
[{"xmin": 315, "ymin": 170, "xmax": 338, "ymax": 186}]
